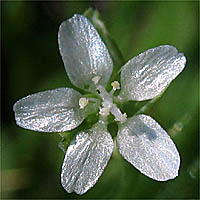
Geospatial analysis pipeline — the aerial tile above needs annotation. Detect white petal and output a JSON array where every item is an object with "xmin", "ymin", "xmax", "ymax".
[
  {"xmin": 58, "ymin": 14, "xmax": 113, "ymax": 91},
  {"xmin": 13, "ymin": 88, "xmax": 85, "ymax": 132},
  {"xmin": 117, "ymin": 114, "xmax": 180, "ymax": 181},
  {"xmin": 61, "ymin": 120, "xmax": 114, "ymax": 194},
  {"xmin": 120, "ymin": 45, "xmax": 186, "ymax": 101}
]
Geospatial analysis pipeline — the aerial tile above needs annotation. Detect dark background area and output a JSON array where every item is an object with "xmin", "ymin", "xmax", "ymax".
[{"xmin": 1, "ymin": 1, "xmax": 199, "ymax": 199}]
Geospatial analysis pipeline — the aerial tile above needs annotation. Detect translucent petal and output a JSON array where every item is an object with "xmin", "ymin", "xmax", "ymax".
[
  {"xmin": 58, "ymin": 14, "xmax": 113, "ymax": 91},
  {"xmin": 117, "ymin": 114, "xmax": 180, "ymax": 181},
  {"xmin": 61, "ymin": 120, "xmax": 114, "ymax": 194},
  {"xmin": 13, "ymin": 88, "xmax": 85, "ymax": 132},
  {"xmin": 120, "ymin": 45, "xmax": 186, "ymax": 101}
]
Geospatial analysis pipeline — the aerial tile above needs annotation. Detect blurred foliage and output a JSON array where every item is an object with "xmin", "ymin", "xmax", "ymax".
[{"xmin": 2, "ymin": 1, "xmax": 199, "ymax": 199}]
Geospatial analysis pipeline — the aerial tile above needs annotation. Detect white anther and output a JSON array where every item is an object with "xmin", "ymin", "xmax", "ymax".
[
  {"xmin": 92, "ymin": 76, "xmax": 101, "ymax": 85},
  {"xmin": 121, "ymin": 113, "xmax": 127, "ymax": 123},
  {"xmin": 111, "ymin": 81, "xmax": 120, "ymax": 91},
  {"xmin": 79, "ymin": 98, "xmax": 88, "ymax": 109},
  {"xmin": 99, "ymin": 107, "xmax": 110, "ymax": 117},
  {"xmin": 114, "ymin": 112, "xmax": 127, "ymax": 123}
]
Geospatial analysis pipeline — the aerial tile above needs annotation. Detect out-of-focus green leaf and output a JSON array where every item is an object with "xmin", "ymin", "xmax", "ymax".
[
  {"xmin": 187, "ymin": 158, "xmax": 199, "ymax": 180},
  {"xmin": 168, "ymin": 113, "xmax": 192, "ymax": 136}
]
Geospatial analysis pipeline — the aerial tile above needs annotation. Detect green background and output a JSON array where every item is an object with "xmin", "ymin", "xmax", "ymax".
[{"xmin": 2, "ymin": 1, "xmax": 199, "ymax": 199}]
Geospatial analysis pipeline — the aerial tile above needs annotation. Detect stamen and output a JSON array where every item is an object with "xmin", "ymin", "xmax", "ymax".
[
  {"xmin": 110, "ymin": 104, "xmax": 127, "ymax": 123},
  {"xmin": 111, "ymin": 81, "xmax": 120, "ymax": 91},
  {"xmin": 99, "ymin": 107, "xmax": 110, "ymax": 117},
  {"xmin": 122, "ymin": 113, "xmax": 128, "ymax": 123},
  {"xmin": 97, "ymin": 85, "xmax": 113, "ymax": 103},
  {"xmin": 79, "ymin": 98, "xmax": 88, "ymax": 109},
  {"xmin": 92, "ymin": 76, "xmax": 101, "ymax": 85}
]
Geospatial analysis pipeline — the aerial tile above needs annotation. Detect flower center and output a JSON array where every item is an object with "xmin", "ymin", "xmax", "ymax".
[{"xmin": 79, "ymin": 76, "xmax": 127, "ymax": 124}]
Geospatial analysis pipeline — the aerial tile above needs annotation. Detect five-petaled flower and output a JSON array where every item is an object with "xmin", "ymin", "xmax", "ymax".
[{"xmin": 13, "ymin": 14, "xmax": 186, "ymax": 195}]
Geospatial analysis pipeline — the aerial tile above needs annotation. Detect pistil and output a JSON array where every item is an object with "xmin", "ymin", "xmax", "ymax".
[{"xmin": 91, "ymin": 76, "xmax": 127, "ymax": 123}]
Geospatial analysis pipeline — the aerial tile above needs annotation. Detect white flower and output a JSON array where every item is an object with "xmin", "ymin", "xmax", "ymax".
[{"xmin": 13, "ymin": 14, "xmax": 186, "ymax": 195}]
